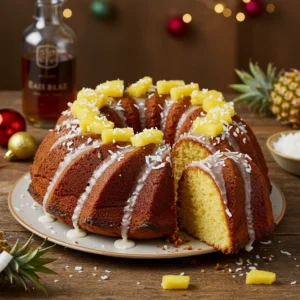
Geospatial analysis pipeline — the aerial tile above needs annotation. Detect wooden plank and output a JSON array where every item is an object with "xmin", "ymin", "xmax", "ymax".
[{"xmin": 0, "ymin": 232, "xmax": 299, "ymax": 299}]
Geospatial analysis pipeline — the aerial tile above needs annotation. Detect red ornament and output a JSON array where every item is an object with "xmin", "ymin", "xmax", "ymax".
[
  {"xmin": 0, "ymin": 109, "xmax": 26, "ymax": 147},
  {"xmin": 167, "ymin": 16, "xmax": 189, "ymax": 37},
  {"xmin": 244, "ymin": 0, "xmax": 264, "ymax": 17}
]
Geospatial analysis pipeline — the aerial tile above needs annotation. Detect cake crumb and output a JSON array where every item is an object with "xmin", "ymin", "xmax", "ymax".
[
  {"xmin": 216, "ymin": 263, "xmax": 222, "ymax": 270},
  {"xmin": 184, "ymin": 245, "xmax": 192, "ymax": 250},
  {"xmin": 201, "ymin": 269, "xmax": 205, "ymax": 273}
]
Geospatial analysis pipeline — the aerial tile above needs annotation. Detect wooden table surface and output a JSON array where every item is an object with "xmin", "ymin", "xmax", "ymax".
[{"xmin": 0, "ymin": 91, "xmax": 299, "ymax": 299}]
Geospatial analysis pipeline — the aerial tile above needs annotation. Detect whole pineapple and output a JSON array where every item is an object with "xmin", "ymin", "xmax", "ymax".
[
  {"xmin": 230, "ymin": 61, "xmax": 300, "ymax": 128},
  {"xmin": 0, "ymin": 232, "xmax": 56, "ymax": 293}
]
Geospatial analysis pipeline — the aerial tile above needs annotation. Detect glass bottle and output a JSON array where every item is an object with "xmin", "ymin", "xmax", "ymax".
[{"xmin": 22, "ymin": 0, "xmax": 77, "ymax": 129}]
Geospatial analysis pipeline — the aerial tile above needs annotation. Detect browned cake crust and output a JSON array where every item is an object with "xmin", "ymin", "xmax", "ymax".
[
  {"xmin": 178, "ymin": 155, "xmax": 274, "ymax": 254},
  {"xmin": 44, "ymin": 142, "xmax": 129, "ymax": 226},
  {"xmin": 29, "ymin": 133, "xmax": 101, "ymax": 205},
  {"xmin": 233, "ymin": 115, "xmax": 271, "ymax": 192},
  {"xmin": 100, "ymin": 105, "xmax": 125, "ymax": 128},
  {"xmin": 164, "ymin": 97, "xmax": 191, "ymax": 145},
  {"xmin": 78, "ymin": 144, "xmax": 177, "ymax": 239},
  {"xmin": 175, "ymin": 107, "xmax": 204, "ymax": 141},
  {"xmin": 145, "ymin": 93, "xmax": 166, "ymax": 129},
  {"xmin": 120, "ymin": 96, "xmax": 141, "ymax": 133}
]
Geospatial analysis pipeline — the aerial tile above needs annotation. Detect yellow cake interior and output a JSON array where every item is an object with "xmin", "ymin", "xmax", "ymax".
[
  {"xmin": 178, "ymin": 168, "xmax": 231, "ymax": 252},
  {"xmin": 173, "ymin": 140, "xmax": 211, "ymax": 200}
]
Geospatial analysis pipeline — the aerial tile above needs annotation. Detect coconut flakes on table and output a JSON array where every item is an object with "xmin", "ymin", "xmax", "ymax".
[
  {"xmin": 281, "ymin": 250, "xmax": 292, "ymax": 256},
  {"xmin": 260, "ymin": 240, "xmax": 272, "ymax": 244}
]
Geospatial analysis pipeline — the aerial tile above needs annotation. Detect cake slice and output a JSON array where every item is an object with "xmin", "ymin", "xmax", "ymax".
[{"xmin": 177, "ymin": 152, "xmax": 274, "ymax": 253}]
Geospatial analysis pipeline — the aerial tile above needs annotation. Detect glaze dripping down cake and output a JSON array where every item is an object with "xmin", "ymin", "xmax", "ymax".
[{"xmin": 29, "ymin": 77, "xmax": 274, "ymax": 253}]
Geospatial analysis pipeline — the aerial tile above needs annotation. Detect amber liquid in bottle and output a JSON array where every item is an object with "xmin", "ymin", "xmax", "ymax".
[{"xmin": 22, "ymin": 49, "xmax": 76, "ymax": 128}]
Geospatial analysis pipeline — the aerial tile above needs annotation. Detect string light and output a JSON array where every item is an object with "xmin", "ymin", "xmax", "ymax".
[
  {"xmin": 214, "ymin": 3, "xmax": 225, "ymax": 14},
  {"xmin": 223, "ymin": 8, "xmax": 232, "ymax": 18},
  {"xmin": 236, "ymin": 12, "xmax": 246, "ymax": 22},
  {"xmin": 182, "ymin": 13, "xmax": 192, "ymax": 23},
  {"xmin": 63, "ymin": 8, "xmax": 72, "ymax": 18},
  {"xmin": 266, "ymin": 4, "xmax": 275, "ymax": 13}
]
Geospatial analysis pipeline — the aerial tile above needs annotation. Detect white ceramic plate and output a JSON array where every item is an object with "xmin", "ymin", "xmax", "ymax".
[{"xmin": 9, "ymin": 173, "xmax": 286, "ymax": 259}]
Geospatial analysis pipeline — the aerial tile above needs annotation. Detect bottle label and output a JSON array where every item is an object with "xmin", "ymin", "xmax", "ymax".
[
  {"xmin": 36, "ymin": 45, "xmax": 58, "ymax": 69},
  {"xmin": 22, "ymin": 45, "xmax": 75, "ymax": 95}
]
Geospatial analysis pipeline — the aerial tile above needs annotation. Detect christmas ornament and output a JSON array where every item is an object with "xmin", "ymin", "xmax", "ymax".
[
  {"xmin": 231, "ymin": 61, "xmax": 300, "ymax": 128},
  {"xmin": 244, "ymin": 0, "xmax": 264, "ymax": 17},
  {"xmin": 167, "ymin": 16, "xmax": 189, "ymax": 37},
  {"xmin": 0, "ymin": 109, "xmax": 26, "ymax": 147},
  {"xmin": 91, "ymin": 0, "xmax": 111, "ymax": 19},
  {"xmin": 4, "ymin": 132, "xmax": 37, "ymax": 161},
  {"xmin": 0, "ymin": 231, "xmax": 56, "ymax": 293}
]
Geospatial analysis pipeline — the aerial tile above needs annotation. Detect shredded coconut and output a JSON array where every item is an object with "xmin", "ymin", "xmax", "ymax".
[{"xmin": 273, "ymin": 132, "xmax": 300, "ymax": 159}]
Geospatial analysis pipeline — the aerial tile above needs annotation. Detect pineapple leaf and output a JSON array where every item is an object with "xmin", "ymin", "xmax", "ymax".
[
  {"xmin": 35, "ymin": 244, "xmax": 56, "ymax": 258},
  {"xmin": 17, "ymin": 274, "xmax": 29, "ymax": 291},
  {"xmin": 249, "ymin": 61, "xmax": 266, "ymax": 85},
  {"xmin": 31, "ymin": 257, "xmax": 57, "ymax": 266},
  {"xmin": 8, "ymin": 258, "xmax": 19, "ymax": 273},
  {"xmin": 16, "ymin": 248, "xmax": 39, "ymax": 267},
  {"xmin": 9, "ymin": 240, "xmax": 19, "ymax": 256},
  {"xmin": 19, "ymin": 269, "xmax": 47, "ymax": 295},
  {"xmin": 15, "ymin": 235, "xmax": 34, "ymax": 257},
  {"xmin": 3, "ymin": 266, "xmax": 14, "ymax": 284},
  {"xmin": 230, "ymin": 84, "xmax": 253, "ymax": 94},
  {"xmin": 232, "ymin": 92, "xmax": 262, "ymax": 104}
]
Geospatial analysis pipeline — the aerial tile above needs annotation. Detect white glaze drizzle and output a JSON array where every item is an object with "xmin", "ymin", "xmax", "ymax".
[
  {"xmin": 41, "ymin": 143, "xmax": 100, "ymax": 220},
  {"xmin": 223, "ymin": 152, "xmax": 255, "ymax": 250},
  {"xmin": 174, "ymin": 106, "xmax": 199, "ymax": 142},
  {"xmin": 70, "ymin": 147, "xmax": 134, "ymax": 233},
  {"xmin": 189, "ymin": 151, "xmax": 231, "ymax": 217},
  {"xmin": 133, "ymin": 97, "xmax": 147, "ymax": 129},
  {"xmin": 109, "ymin": 99, "xmax": 127, "ymax": 127},
  {"xmin": 114, "ymin": 144, "xmax": 171, "ymax": 250},
  {"xmin": 223, "ymin": 124, "xmax": 240, "ymax": 152},
  {"xmin": 160, "ymin": 99, "xmax": 176, "ymax": 131}
]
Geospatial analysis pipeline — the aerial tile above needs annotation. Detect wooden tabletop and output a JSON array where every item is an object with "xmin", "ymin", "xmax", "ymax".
[{"xmin": 0, "ymin": 91, "xmax": 300, "ymax": 299}]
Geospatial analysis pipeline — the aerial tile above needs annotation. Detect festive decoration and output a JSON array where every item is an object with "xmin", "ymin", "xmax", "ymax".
[
  {"xmin": 0, "ymin": 231, "xmax": 56, "ymax": 293},
  {"xmin": 0, "ymin": 109, "xmax": 26, "ymax": 147},
  {"xmin": 4, "ymin": 132, "xmax": 37, "ymax": 161},
  {"xmin": 244, "ymin": 0, "xmax": 264, "ymax": 17},
  {"xmin": 167, "ymin": 16, "xmax": 189, "ymax": 37},
  {"xmin": 231, "ymin": 61, "xmax": 300, "ymax": 128},
  {"xmin": 91, "ymin": 0, "xmax": 111, "ymax": 19}
]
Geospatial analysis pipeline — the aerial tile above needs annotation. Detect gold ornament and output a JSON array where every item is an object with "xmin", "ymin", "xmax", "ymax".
[{"xmin": 4, "ymin": 132, "xmax": 37, "ymax": 161}]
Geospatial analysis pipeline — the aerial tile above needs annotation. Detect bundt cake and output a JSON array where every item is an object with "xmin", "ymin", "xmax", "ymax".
[
  {"xmin": 177, "ymin": 152, "xmax": 274, "ymax": 253},
  {"xmin": 28, "ymin": 77, "xmax": 274, "ymax": 253}
]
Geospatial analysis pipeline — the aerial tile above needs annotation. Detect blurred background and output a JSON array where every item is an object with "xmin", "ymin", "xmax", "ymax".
[{"xmin": 0, "ymin": 0, "xmax": 299, "ymax": 92}]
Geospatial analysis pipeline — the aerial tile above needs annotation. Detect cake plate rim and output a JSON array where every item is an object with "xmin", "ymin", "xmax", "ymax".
[{"xmin": 8, "ymin": 172, "xmax": 286, "ymax": 259}]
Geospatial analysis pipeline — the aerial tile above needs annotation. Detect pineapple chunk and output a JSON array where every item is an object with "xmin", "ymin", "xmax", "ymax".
[
  {"xmin": 131, "ymin": 129, "xmax": 163, "ymax": 147},
  {"xmin": 96, "ymin": 80, "xmax": 124, "ymax": 98},
  {"xmin": 80, "ymin": 115, "xmax": 114, "ymax": 134},
  {"xmin": 71, "ymin": 100, "xmax": 100, "ymax": 119},
  {"xmin": 156, "ymin": 80, "xmax": 185, "ymax": 95},
  {"xmin": 221, "ymin": 102, "xmax": 235, "ymax": 117},
  {"xmin": 77, "ymin": 88, "xmax": 109, "ymax": 109},
  {"xmin": 161, "ymin": 275, "xmax": 190, "ymax": 290},
  {"xmin": 246, "ymin": 270, "xmax": 276, "ymax": 285},
  {"xmin": 203, "ymin": 98, "xmax": 224, "ymax": 113},
  {"xmin": 170, "ymin": 83, "xmax": 199, "ymax": 101},
  {"xmin": 101, "ymin": 128, "xmax": 134, "ymax": 143},
  {"xmin": 192, "ymin": 117, "xmax": 224, "ymax": 138},
  {"xmin": 190, "ymin": 90, "xmax": 207, "ymax": 106},
  {"xmin": 206, "ymin": 107, "xmax": 232, "ymax": 124},
  {"xmin": 127, "ymin": 77, "xmax": 153, "ymax": 97}
]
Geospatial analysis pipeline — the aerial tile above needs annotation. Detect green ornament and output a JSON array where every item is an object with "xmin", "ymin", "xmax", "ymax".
[{"xmin": 91, "ymin": 0, "xmax": 111, "ymax": 18}]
